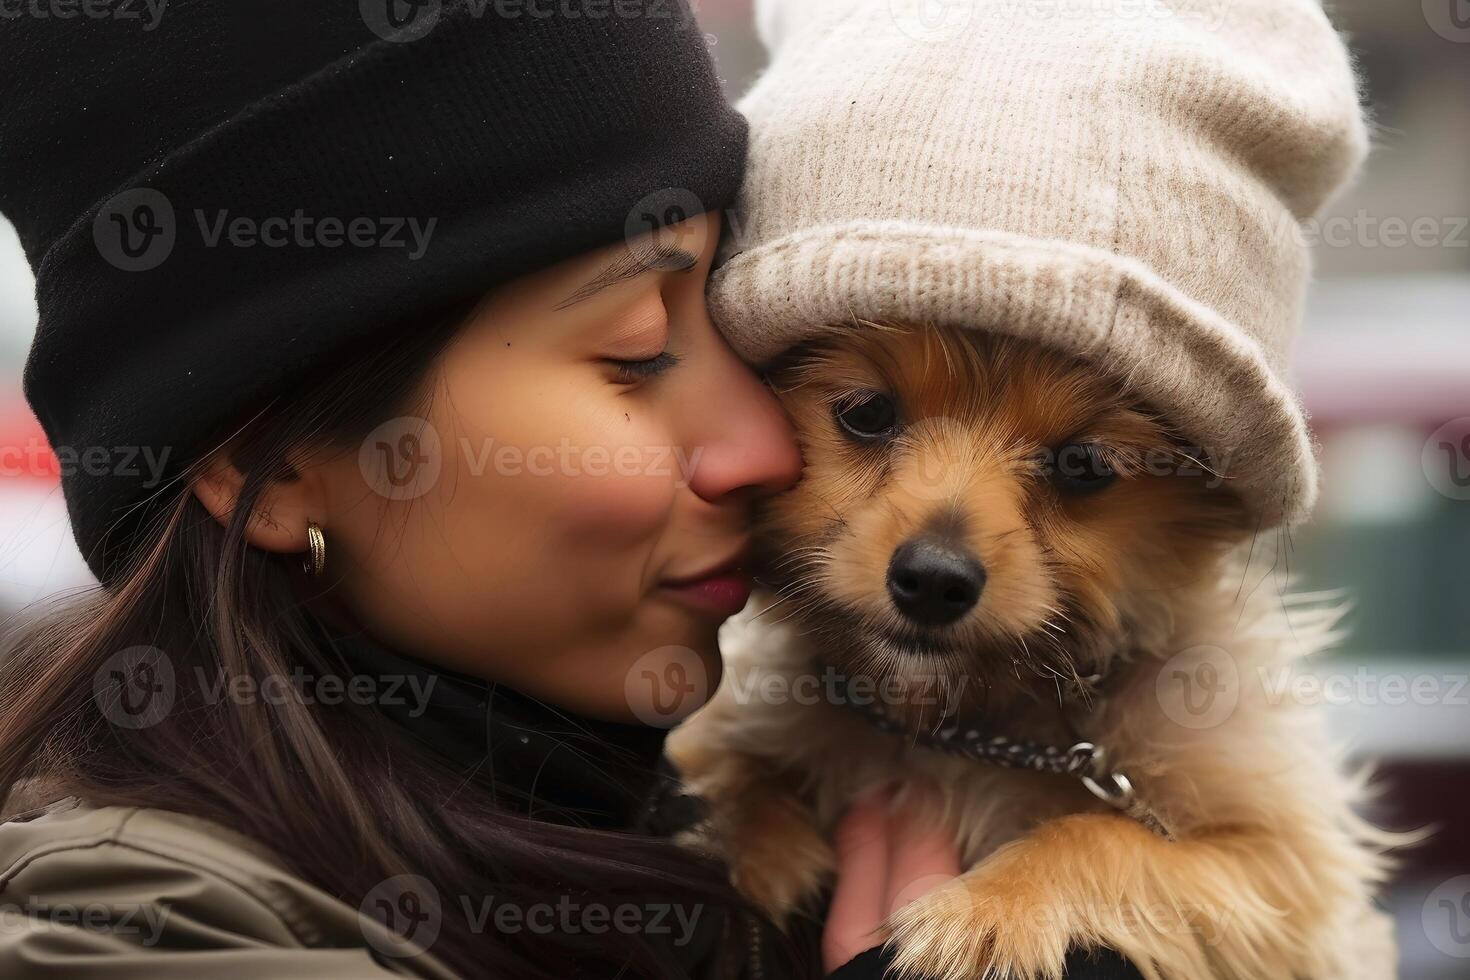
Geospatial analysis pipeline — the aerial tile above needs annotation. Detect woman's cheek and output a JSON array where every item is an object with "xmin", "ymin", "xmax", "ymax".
[
  {"xmin": 538, "ymin": 440, "xmax": 680, "ymax": 542},
  {"xmin": 507, "ymin": 400, "xmax": 678, "ymax": 539}
]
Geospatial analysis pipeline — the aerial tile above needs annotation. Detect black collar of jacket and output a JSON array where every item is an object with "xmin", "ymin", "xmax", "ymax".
[{"xmin": 316, "ymin": 623, "xmax": 676, "ymax": 832}]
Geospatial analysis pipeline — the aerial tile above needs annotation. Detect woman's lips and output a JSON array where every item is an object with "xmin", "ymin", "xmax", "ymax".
[
  {"xmin": 662, "ymin": 571, "xmax": 754, "ymax": 618},
  {"xmin": 661, "ymin": 548, "xmax": 754, "ymax": 618}
]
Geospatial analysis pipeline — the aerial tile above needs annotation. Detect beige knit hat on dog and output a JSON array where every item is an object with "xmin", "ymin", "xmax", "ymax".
[{"xmin": 709, "ymin": 0, "xmax": 1367, "ymax": 527}]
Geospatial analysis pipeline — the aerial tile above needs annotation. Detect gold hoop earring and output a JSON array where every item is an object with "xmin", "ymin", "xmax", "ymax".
[{"xmin": 302, "ymin": 521, "xmax": 327, "ymax": 578}]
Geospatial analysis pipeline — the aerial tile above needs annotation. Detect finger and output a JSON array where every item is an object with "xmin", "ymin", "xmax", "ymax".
[
  {"xmin": 883, "ymin": 795, "xmax": 963, "ymax": 916},
  {"xmin": 821, "ymin": 789, "xmax": 891, "ymax": 972}
]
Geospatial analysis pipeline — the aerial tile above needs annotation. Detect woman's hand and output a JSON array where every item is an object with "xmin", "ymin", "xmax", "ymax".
[{"xmin": 821, "ymin": 789, "xmax": 962, "ymax": 973}]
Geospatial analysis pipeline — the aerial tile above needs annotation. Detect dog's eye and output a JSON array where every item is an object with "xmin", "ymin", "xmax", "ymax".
[
  {"xmin": 835, "ymin": 392, "xmax": 898, "ymax": 441},
  {"xmin": 1049, "ymin": 442, "xmax": 1116, "ymax": 494}
]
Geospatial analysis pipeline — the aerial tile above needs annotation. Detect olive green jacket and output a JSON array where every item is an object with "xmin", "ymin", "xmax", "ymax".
[{"xmin": 0, "ymin": 799, "xmax": 460, "ymax": 979}]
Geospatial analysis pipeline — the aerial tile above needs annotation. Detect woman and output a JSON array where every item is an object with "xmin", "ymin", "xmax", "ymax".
[{"xmin": 0, "ymin": 3, "xmax": 1141, "ymax": 978}]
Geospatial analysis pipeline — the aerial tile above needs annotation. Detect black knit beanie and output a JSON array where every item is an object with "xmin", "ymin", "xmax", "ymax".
[{"xmin": 0, "ymin": 0, "xmax": 745, "ymax": 583}]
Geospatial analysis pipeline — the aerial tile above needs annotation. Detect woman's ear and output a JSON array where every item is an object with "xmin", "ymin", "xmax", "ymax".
[{"xmin": 191, "ymin": 452, "xmax": 323, "ymax": 555}]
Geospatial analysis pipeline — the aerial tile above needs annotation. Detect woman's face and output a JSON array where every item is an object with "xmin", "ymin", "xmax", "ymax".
[{"xmin": 311, "ymin": 212, "xmax": 801, "ymax": 723}]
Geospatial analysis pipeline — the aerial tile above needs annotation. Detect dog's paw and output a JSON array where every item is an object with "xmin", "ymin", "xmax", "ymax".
[
  {"xmin": 883, "ymin": 861, "xmax": 1078, "ymax": 980},
  {"xmin": 667, "ymin": 738, "xmax": 833, "ymax": 926},
  {"xmin": 881, "ymin": 814, "xmax": 1158, "ymax": 979},
  {"xmin": 726, "ymin": 792, "xmax": 835, "ymax": 924}
]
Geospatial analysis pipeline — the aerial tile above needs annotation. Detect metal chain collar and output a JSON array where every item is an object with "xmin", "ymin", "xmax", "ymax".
[{"xmin": 837, "ymin": 674, "xmax": 1175, "ymax": 840}]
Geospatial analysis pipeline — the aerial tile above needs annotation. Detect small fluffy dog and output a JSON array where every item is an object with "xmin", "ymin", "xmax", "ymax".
[{"xmin": 669, "ymin": 324, "xmax": 1395, "ymax": 979}]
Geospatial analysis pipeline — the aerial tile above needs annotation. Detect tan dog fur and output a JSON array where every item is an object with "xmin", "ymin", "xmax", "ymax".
[{"xmin": 669, "ymin": 325, "xmax": 1397, "ymax": 979}]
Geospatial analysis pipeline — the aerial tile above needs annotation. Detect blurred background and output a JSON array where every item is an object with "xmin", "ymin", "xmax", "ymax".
[{"xmin": 0, "ymin": 0, "xmax": 1465, "ymax": 975}]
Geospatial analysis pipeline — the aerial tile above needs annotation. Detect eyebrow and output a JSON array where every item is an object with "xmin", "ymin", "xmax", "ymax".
[{"xmin": 555, "ymin": 241, "xmax": 699, "ymax": 310}]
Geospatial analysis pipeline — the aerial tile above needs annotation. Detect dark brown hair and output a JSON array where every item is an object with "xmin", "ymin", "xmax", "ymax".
[{"xmin": 0, "ymin": 306, "xmax": 782, "ymax": 979}]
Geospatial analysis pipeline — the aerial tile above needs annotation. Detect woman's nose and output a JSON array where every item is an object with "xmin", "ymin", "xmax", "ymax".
[{"xmin": 683, "ymin": 353, "xmax": 802, "ymax": 505}]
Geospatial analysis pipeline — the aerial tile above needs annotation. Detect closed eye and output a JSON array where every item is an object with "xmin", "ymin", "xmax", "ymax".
[{"xmin": 606, "ymin": 351, "xmax": 680, "ymax": 383}]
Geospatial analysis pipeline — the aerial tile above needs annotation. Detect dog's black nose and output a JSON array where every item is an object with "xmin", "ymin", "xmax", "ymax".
[{"xmin": 886, "ymin": 538, "xmax": 985, "ymax": 627}]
